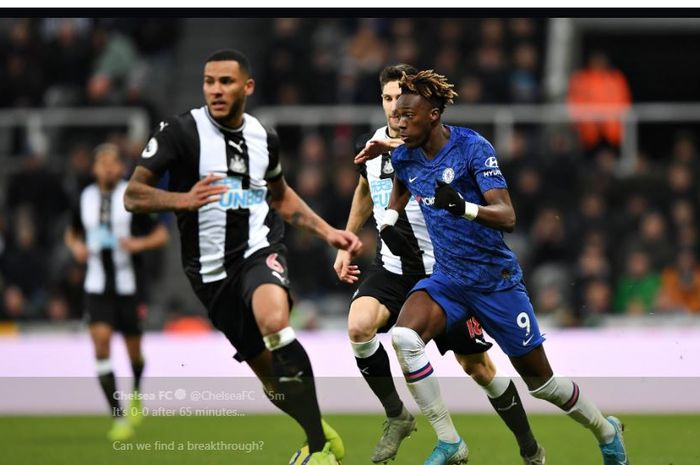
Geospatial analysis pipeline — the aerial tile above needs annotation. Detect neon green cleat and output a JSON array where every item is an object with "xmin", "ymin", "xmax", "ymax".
[
  {"xmin": 126, "ymin": 391, "xmax": 144, "ymax": 427},
  {"xmin": 107, "ymin": 418, "xmax": 134, "ymax": 442},
  {"xmin": 321, "ymin": 419, "xmax": 345, "ymax": 462},
  {"xmin": 307, "ymin": 442, "xmax": 340, "ymax": 465}
]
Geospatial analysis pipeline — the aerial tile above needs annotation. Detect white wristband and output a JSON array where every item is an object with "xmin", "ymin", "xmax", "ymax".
[
  {"xmin": 380, "ymin": 209, "xmax": 399, "ymax": 230},
  {"xmin": 462, "ymin": 202, "xmax": 479, "ymax": 221}
]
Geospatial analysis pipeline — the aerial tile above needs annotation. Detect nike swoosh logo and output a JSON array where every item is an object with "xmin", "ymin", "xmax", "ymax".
[
  {"xmin": 409, "ymin": 176, "xmax": 418, "ymax": 183},
  {"xmin": 522, "ymin": 335, "xmax": 534, "ymax": 346},
  {"xmin": 448, "ymin": 203, "xmax": 457, "ymax": 207}
]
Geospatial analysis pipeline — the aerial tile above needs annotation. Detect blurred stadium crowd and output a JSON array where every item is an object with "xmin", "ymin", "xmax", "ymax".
[{"xmin": 1, "ymin": 17, "xmax": 699, "ymax": 328}]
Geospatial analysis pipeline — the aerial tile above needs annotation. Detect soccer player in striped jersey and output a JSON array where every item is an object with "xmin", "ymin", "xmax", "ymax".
[
  {"xmin": 336, "ymin": 65, "xmax": 544, "ymax": 464},
  {"xmin": 124, "ymin": 49, "xmax": 361, "ymax": 465},
  {"xmin": 356, "ymin": 69, "xmax": 629, "ymax": 465},
  {"xmin": 65, "ymin": 143, "xmax": 170, "ymax": 441}
]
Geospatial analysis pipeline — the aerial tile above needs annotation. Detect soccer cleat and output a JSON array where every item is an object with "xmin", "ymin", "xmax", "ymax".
[
  {"xmin": 126, "ymin": 390, "xmax": 144, "ymax": 427},
  {"xmin": 600, "ymin": 416, "xmax": 630, "ymax": 465},
  {"xmin": 522, "ymin": 445, "xmax": 546, "ymax": 465},
  {"xmin": 321, "ymin": 419, "xmax": 345, "ymax": 461},
  {"xmin": 424, "ymin": 438, "xmax": 469, "ymax": 465},
  {"xmin": 306, "ymin": 442, "xmax": 340, "ymax": 465},
  {"xmin": 371, "ymin": 407, "xmax": 417, "ymax": 463},
  {"xmin": 107, "ymin": 418, "xmax": 134, "ymax": 442}
]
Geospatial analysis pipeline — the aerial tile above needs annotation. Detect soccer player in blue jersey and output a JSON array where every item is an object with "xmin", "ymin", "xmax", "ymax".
[{"xmin": 355, "ymin": 70, "xmax": 629, "ymax": 465}]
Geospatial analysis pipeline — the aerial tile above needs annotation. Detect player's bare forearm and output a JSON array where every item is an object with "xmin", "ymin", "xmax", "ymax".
[
  {"xmin": 477, "ymin": 189, "xmax": 517, "ymax": 233},
  {"xmin": 125, "ymin": 167, "xmax": 226, "ymax": 213},
  {"xmin": 125, "ymin": 167, "xmax": 184, "ymax": 213},
  {"xmin": 345, "ymin": 177, "xmax": 373, "ymax": 234},
  {"xmin": 123, "ymin": 224, "xmax": 170, "ymax": 253},
  {"xmin": 387, "ymin": 178, "xmax": 410, "ymax": 213},
  {"xmin": 269, "ymin": 176, "xmax": 332, "ymax": 239}
]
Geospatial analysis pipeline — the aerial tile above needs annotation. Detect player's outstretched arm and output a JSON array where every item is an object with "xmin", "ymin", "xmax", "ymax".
[
  {"xmin": 353, "ymin": 138, "xmax": 404, "ymax": 165},
  {"xmin": 334, "ymin": 176, "xmax": 373, "ymax": 283},
  {"xmin": 434, "ymin": 181, "xmax": 516, "ymax": 233},
  {"xmin": 268, "ymin": 176, "xmax": 362, "ymax": 256},
  {"xmin": 124, "ymin": 166, "xmax": 228, "ymax": 213}
]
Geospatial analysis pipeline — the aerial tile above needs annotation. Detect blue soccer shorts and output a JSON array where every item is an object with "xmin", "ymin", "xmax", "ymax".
[{"xmin": 410, "ymin": 271, "xmax": 545, "ymax": 357}]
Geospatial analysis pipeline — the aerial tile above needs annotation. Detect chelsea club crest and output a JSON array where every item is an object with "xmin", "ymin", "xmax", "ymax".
[{"xmin": 442, "ymin": 167, "xmax": 455, "ymax": 184}]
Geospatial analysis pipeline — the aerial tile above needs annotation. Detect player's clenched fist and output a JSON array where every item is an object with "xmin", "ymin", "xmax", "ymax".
[{"xmin": 434, "ymin": 180, "xmax": 466, "ymax": 216}]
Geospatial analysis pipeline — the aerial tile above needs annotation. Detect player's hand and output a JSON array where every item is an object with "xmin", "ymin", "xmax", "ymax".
[
  {"xmin": 434, "ymin": 181, "xmax": 466, "ymax": 216},
  {"xmin": 326, "ymin": 229, "xmax": 363, "ymax": 257},
  {"xmin": 69, "ymin": 242, "xmax": 89, "ymax": 264},
  {"xmin": 119, "ymin": 236, "xmax": 145, "ymax": 253},
  {"xmin": 179, "ymin": 173, "xmax": 228, "ymax": 211},
  {"xmin": 334, "ymin": 249, "xmax": 361, "ymax": 284},
  {"xmin": 353, "ymin": 139, "xmax": 404, "ymax": 165}
]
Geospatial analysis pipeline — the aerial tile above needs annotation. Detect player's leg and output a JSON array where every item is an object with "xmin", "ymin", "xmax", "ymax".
[
  {"xmin": 455, "ymin": 352, "xmax": 543, "ymax": 463},
  {"xmin": 468, "ymin": 282, "xmax": 627, "ymax": 464},
  {"xmin": 121, "ymin": 296, "xmax": 146, "ymax": 426},
  {"xmin": 392, "ymin": 285, "xmax": 468, "ymax": 465},
  {"xmin": 511, "ymin": 347, "xmax": 627, "ymax": 464},
  {"xmin": 348, "ymin": 271, "xmax": 417, "ymax": 463},
  {"xmin": 348, "ymin": 297, "xmax": 404, "ymax": 418},
  {"xmin": 251, "ymin": 283, "xmax": 329, "ymax": 455}
]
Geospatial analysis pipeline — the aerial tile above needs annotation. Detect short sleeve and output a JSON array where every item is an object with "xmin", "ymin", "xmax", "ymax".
[
  {"xmin": 469, "ymin": 138, "xmax": 508, "ymax": 194},
  {"xmin": 137, "ymin": 118, "xmax": 181, "ymax": 177},
  {"xmin": 264, "ymin": 126, "xmax": 283, "ymax": 181}
]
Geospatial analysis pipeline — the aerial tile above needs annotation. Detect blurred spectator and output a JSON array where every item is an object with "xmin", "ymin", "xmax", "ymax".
[
  {"xmin": 42, "ymin": 18, "xmax": 92, "ymax": 106},
  {"xmin": 567, "ymin": 51, "xmax": 632, "ymax": 153},
  {"xmin": 474, "ymin": 44, "xmax": 509, "ymax": 102},
  {"xmin": 87, "ymin": 25, "xmax": 146, "ymax": 105},
  {"xmin": 656, "ymin": 248, "xmax": 700, "ymax": 314},
  {"xmin": 613, "ymin": 250, "xmax": 660, "ymax": 315},
  {"xmin": 510, "ymin": 42, "xmax": 539, "ymax": 102},
  {"xmin": 625, "ymin": 211, "xmax": 675, "ymax": 271},
  {"xmin": 581, "ymin": 279, "xmax": 613, "ymax": 324},
  {"xmin": 0, "ymin": 19, "xmax": 44, "ymax": 107},
  {"xmin": 457, "ymin": 75, "xmax": 483, "ymax": 104},
  {"xmin": 529, "ymin": 207, "xmax": 573, "ymax": 270}
]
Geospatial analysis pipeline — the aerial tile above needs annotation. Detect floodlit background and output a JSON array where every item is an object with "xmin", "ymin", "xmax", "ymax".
[{"xmin": 1, "ymin": 16, "xmax": 700, "ymax": 403}]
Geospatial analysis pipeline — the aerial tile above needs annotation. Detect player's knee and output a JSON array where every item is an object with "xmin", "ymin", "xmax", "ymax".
[
  {"xmin": 257, "ymin": 312, "xmax": 289, "ymax": 336},
  {"xmin": 347, "ymin": 318, "xmax": 377, "ymax": 342},
  {"xmin": 391, "ymin": 326, "xmax": 424, "ymax": 357},
  {"xmin": 457, "ymin": 357, "xmax": 494, "ymax": 385}
]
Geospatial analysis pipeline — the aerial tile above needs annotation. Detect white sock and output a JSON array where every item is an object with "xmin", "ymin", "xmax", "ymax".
[
  {"xmin": 392, "ymin": 327, "xmax": 460, "ymax": 443},
  {"xmin": 481, "ymin": 372, "xmax": 510, "ymax": 399},
  {"xmin": 530, "ymin": 376, "xmax": 615, "ymax": 444},
  {"xmin": 351, "ymin": 336, "xmax": 380, "ymax": 358}
]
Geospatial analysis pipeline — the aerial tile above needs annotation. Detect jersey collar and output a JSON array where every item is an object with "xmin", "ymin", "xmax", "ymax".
[{"xmin": 204, "ymin": 106, "xmax": 247, "ymax": 133}]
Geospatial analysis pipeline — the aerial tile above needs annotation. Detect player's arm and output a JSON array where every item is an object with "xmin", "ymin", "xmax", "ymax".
[
  {"xmin": 64, "ymin": 225, "xmax": 88, "ymax": 264},
  {"xmin": 64, "ymin": 202, "xmax": 88, "ymax": 263},
  {"xmin": 120, "ymin": 222, "xmax": 170, "ymax": 253},
  {"xmin": 334, "ymin": 176, "xmax": 373, "ymax": 283},
  {"xmin": 268, "ymin": 176, "xmax": 362, "ymax": 256},
  {"xmin": 378, "ymin": 176, "xmax": 416, "ymax": 257},
  {"xmin": 124, "ymin": 166, "xmax": 227, "ymax": 213},
  {"xmin": 353, "ymin": 138, "xmax": 404, "ymax": 165},
  {"xmin": 434, "ymin": 181, "xmax": 516, "ymax": 233}
]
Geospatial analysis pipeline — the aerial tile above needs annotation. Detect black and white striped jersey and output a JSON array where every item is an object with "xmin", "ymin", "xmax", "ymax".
[
  {"xmin": 72, "ymin": 180, "xmax": 158, "ymax": 296},
  {"xmin": 356, "ymin": 126, "xmax": 434, "ymax": 276},
  {"xmin": 137, "ymin": 106, "xmax": 284, "ymax": 287}
]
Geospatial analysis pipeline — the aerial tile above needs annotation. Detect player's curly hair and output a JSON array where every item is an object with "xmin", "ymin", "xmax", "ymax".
[{"xmin": 399, "ymin": 69, "xmax": 458, "ymax": 113}]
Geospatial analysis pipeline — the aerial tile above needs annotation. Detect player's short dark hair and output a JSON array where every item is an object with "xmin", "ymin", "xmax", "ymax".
[
  {"xmin": 379, "ymin": 64, "xmax": 418, "ymax": 89},
  {"xmin": 399, "ymin": 69, "xmax": 458, "ymax": 114},
  {"xmin": 205, "ymin": 49, "xmax": 252, "ymax": 76}
]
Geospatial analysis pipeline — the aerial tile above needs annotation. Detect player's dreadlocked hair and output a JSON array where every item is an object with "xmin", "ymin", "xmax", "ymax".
[{"xmin": 399, "ymin": 69, "xmax": 458, "ymax": 113}]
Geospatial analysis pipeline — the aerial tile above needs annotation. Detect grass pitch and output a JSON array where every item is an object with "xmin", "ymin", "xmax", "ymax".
[{"xmin": 2, "ymin": 413, "xmax": 698, "ymax": 464}]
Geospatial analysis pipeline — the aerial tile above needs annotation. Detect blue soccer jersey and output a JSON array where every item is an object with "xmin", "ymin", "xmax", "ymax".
[{"xmin": 392, "ymin": 125, "xmax": 523, "ymax": 292}]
